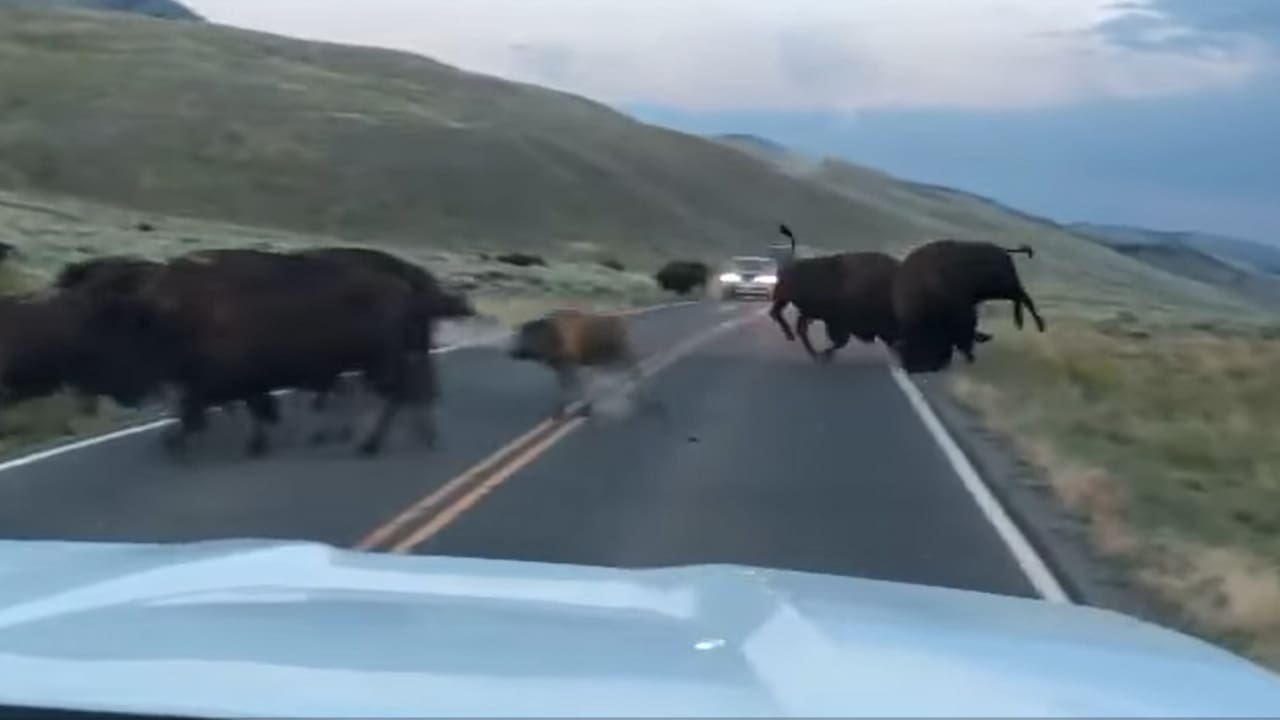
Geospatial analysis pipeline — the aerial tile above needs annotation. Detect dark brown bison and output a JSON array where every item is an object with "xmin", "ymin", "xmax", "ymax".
[
  {"xmin": 289, "ymin": 246, "xmax": 473, "ymax": 431},
  {"xmin": 768, "ymin": 226, "xmax": 900, "ymax": 363},
  {"xmin": 891, "ymin": 239, "xmax": 1045, "ymax": 373},
  {"xmin": 295, "ymin": 247, "xmax": 475, "ymax": 323},
  {"xmin": 655, "ymin": 261, "xmax": 710, "ymax": 296},
  {"xmin": 60, "ymin": 249, "xmax": 445, "ymax": 456},
  {"xmin": 509, "ymin": 309, "xmax": 643, "ymax": 418},
  {"xmin": 0, "ymin": 287, "xmax": 163, "ymax": 415}
]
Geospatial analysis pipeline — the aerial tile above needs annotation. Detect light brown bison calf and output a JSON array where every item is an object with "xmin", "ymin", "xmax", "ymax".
[{"xmin": 508, "ymin": 309, "xmax": 643, "ymax": 418}]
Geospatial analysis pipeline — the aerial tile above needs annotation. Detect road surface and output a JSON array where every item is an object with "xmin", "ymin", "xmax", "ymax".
[{"xmin": 0, "ymin": 300, "xmax": 1045, "ymax": 599}]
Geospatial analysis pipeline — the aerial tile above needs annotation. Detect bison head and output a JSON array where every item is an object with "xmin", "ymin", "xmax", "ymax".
[
  {"xmin": 436, "ymin": 289, "xmax": 476, "ymax": 319},
  {"xmin": 509, "ymin": 318, "xmax": 560, "ymax": 362}
]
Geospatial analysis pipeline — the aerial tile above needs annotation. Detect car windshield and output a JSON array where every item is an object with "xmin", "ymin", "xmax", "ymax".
[
  {"xmin": 1, "ymin": 0, "xmax": 1279, "ymax": 717},
  {"xmin": 730, "ymin": 258, "xmax": 775, "ymax": 274}
]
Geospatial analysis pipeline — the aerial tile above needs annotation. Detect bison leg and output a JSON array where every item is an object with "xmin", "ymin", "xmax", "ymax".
[
  {"xmin": 553, "ymin": 365, "xmax": 584, "ymax": 418},
  {"xmin": 1020, "ymin": 290, "xmax": 1047, "ymax": 332},
  {"xmin": 821, "ymin": 324, "xmax": 851, "ymax": 364},
  {"xmin": 243, "ymin": 394, "xmax": 278, "ymax": 457},
  {"xmin": 796, "ymin": 315, "xmax": 821, "ymax": 360},
  {"xmin": 308, "ymin": 378, "xmax": 356, "ymax": 446},
  {"xmin": 358, "ymin": 397, "xmax": 402, "ymax": 456},
  {"xmin": 162, "ymin": 392, "xmax": 208, "ymax": 456},
  {"xmin": 769, "ymin": 299, "xmax": 795, "ymax": 341}
]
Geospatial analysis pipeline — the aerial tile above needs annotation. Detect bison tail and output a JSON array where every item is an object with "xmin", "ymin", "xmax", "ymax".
[
  {"xmin": 1003, "ymin": 244, "xmax": 1035, "ymax": 258},
  {"xmin": 778, "ymin": 223, "xmax": 797, "ymax": 254}
]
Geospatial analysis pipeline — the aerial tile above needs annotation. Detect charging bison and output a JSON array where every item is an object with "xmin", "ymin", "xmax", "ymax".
[
  {"xmin": 768, "ymin": 225, "xmax": 900, "ymax": 363},
  {"xmin": 50, "ymin": 247, "xmax": 472, "ymax": 456},
  {"xmin": 891, "ymin": 239, "xmax": 1045, "ymax": 373}
]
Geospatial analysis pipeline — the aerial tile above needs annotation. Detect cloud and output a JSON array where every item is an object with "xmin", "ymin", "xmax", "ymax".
[{"xmin": 187, "ymin": 0, "xmax": 1272, "ymax": 111}]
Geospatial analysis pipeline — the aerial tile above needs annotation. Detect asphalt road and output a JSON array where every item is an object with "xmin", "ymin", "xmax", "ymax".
[{"xmin": 0, "ymin": 300, "xmax": 1038, "ymax": 599}]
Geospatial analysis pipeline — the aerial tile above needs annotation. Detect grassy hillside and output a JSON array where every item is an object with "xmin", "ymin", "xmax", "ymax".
[
  {"xmin": 0, "ymin": 0, "xmax": 201, "ymax": 20},
  {"xmin": 0, "ymin": 5, "xmax": 926, "ymax": 267}
]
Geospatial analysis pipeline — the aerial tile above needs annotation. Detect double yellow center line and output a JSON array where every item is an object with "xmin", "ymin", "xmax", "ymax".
[{"xmin": 356, "ymin": 307, "xmax": 765, "ymax": 554}]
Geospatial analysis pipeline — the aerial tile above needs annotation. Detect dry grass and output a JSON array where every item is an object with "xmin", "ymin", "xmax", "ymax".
[{"xmin": 948, "ymin": 313, "xmax": 1280, "ymax": 665}]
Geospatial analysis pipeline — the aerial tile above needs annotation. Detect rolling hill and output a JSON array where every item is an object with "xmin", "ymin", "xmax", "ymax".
[
  {"xmin": 0, "ymin": 4, "xmax": 1266, "ymax": 325},
  {"xmin": 1069, "ymin": 223, "xmax": 1280, "ymax": 310},
  {"xmin": 0, "ymin": 4, "xmax": 922, "ymax": 265},
  {"xmin": 1070, "ymin": 223, "xmax": 1280, "ymax": 276},
  {"xmin": 0, "ymin": 0, "xmax": 201, "ymax": 20}
]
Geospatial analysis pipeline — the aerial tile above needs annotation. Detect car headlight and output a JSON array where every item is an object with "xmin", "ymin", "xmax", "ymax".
[
  {"xmin": 719, "ymin": 272, "xmax": 741, "ymax": 283},
  {"xmin": 756, "ymin": 275, "xmax": 778, "ymax": 284}
]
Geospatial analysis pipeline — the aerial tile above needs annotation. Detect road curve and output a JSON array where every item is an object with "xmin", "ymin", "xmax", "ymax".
[{"xmin": 0, "ymin": 300, "xmax": 1042, "ymax": 599}]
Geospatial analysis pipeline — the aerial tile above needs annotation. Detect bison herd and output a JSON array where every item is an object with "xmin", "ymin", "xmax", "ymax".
[
  {"xmin": 767, "ymin": 226, "xmax": 1046, "ymax": 372},
  {"xmin": 0, "ymin": 246, "xmax": 474, "ymax": 458},
  {"xmin": 0, "ymin": 229, "xmax": 1043, "ymax": 460}
]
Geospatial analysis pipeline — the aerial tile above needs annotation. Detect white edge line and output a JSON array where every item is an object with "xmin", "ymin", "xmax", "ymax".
[
  {"xmin": 0, "ymin": 299, "xmax": 701, "ymax": 474},
  {"xmin": 888, "ymin": 365, "xmax": 1071, "ymax": 604}
]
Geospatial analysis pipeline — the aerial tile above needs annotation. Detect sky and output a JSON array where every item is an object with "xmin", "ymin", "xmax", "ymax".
[{"xmin": 186, "ymin": 0, "xmax": 1279, "ymax": 244}]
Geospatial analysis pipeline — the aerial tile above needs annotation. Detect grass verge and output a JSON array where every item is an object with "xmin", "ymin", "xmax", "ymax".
[{"xmin": 947, "ymin": 313, "xmax": 1280, "ymax": 667}]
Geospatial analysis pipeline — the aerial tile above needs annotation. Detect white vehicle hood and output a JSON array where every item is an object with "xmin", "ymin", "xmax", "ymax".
[{"xmin": 0, "ymin": 539, "xmax": 1278, "ymax": 718}]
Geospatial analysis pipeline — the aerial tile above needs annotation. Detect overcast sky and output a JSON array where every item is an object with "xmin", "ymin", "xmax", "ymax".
[{"xmin": 185, "ymin": 0, "xmax": 1279, "ymax": 243}]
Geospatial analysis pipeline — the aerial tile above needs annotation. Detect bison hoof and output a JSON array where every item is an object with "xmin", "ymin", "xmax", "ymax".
[
  {"xmin": 975, "ymin": 332, "xmax": 993, "ymax": 344},
  {"xmin": 308, "ymin": 430, "xmax": 332, "ymax": 446},
  {"xmin": 357, "ymin": 440, "xmax": 383, "ymax": 457}
]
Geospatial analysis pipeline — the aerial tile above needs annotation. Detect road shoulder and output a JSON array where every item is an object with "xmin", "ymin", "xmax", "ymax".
[{"xmin": 909, "ymin": 373, "xmax": 1193, "ymax": 625}]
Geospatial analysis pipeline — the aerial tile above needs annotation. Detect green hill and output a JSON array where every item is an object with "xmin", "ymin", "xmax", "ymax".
[
  {"xmin": 0, "ymin": 0, "xmax": 201, "ymax": 20},
  {"xmin": 0, "ymin": 5, "xmax": 923, "ymax": 266},
  {"xmin": 0, "ymin": 4, "xmax": 1266, "ymax": 327}
]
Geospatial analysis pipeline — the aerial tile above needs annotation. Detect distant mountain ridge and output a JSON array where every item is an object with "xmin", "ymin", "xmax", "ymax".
[
  {"xmin": 1070, "ymin": 223, "xmax": 1280, "ymax": 277},
  {"xmin": 1069, "ymin": 223, "xmax": 1280, "ymax": 309},
  {"xmin": 0, "ymin": 0, "xmax": 202, "ymax": 19}
]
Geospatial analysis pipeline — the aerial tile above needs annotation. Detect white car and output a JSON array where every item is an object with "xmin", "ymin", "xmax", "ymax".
[{"xmin": 719, "ymin": 256, "xmax": 779, "ymax": 300}]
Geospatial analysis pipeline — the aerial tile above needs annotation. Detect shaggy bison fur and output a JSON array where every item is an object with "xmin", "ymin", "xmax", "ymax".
[{"xmin": 891, "ymin": 239, "xmax": 1045, "ymax": 373}]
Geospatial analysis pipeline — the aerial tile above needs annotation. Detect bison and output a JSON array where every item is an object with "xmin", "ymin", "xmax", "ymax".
[
  {"xmin": 655, "ymin": 260, "xmax": 710, "ymax": 296},
  {"xmin": 890, "ymin": 239, "xmax": 1045, "ymax": 373},
  {"xmin": 768, "ymin": 225, "xmax": 900, "ymax": 363},
  {"xmin": 0, "ymin": 287, "xmax": 164, "ymax": 415},
  {"xmin": 289, "ymin": 246, "xmax": 474, "ymax": 432},
  {"xmin": 509, "ymin": 309, "xmax": 644, "ymax": 418},
  {"xmin": 59, "ymin": 249, "xmax": 448, "ymax": 457}
]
